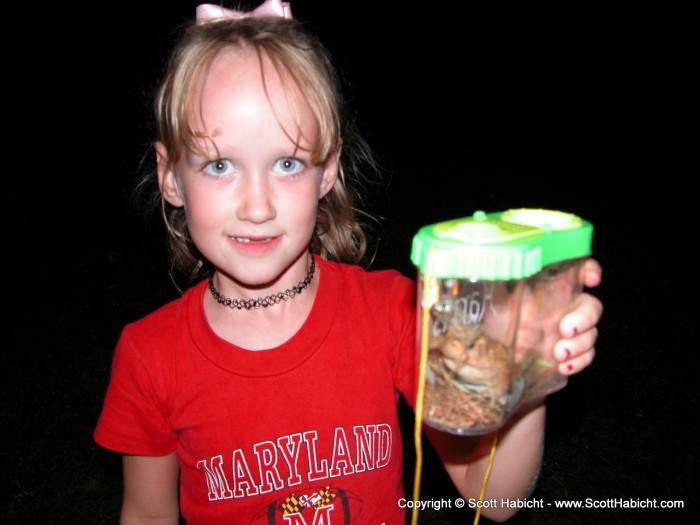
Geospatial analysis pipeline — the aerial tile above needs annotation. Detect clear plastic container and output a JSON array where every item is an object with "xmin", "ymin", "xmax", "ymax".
[
  {"xmin": 411, "ymin": 209, "xmax": 593, "ymax": 435},
  {"xmin": 502, "ymin": 209, "xmax": 592, "ymax": 401}
]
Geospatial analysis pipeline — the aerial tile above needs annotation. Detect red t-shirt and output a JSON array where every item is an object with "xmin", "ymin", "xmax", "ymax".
[{"xmin": 95, "ymin": 256, "xmax": 417, "ymax": 524}]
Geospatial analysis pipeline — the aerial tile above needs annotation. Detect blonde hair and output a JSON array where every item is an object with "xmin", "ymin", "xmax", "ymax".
[{"xmin": 141, "ymin": 16, "xmax": 379, "ymax": 283}]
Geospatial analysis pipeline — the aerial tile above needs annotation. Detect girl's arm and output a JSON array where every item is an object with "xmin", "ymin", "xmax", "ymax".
[
  {"xmin": 121, "ymin": 452, "xmax": 180, "ymax": 525},
  {"xmin": 425, "ymin": 403, "xmax": 546, "ymax": 522}
]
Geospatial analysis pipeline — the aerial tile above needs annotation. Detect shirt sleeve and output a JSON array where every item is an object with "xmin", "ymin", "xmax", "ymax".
[
  {"xmin": 390, "ymin": 273, "xmax": 419, "ymax": 408},
  {"xmin": 94, "ymin": 327, "xmax": 177, "ymax": 456}
]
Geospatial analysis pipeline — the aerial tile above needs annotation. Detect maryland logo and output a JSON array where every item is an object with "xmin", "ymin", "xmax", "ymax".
[
  {"xmin": 280, "ymin": 486, "xmax": 337, "ymax": 514},
  {"xmin": 251, "ymin": 485, "xmax": 363, "ymax": 524}
]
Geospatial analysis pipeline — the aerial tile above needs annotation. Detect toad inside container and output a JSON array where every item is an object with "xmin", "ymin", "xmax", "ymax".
[{"xmin": 410, "ymin": 209, "xmax": 593, "ymax": 435}]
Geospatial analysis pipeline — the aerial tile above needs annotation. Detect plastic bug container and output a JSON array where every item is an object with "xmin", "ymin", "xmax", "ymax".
[{"xmin": 411, "ymin": 209, "xmax": 592, "ymax": 435}]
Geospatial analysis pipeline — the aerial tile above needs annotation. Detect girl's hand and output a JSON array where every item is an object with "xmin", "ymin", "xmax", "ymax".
[{"xmin": 554, "ymin": 258, "xmax": 603, "ymax": 375}]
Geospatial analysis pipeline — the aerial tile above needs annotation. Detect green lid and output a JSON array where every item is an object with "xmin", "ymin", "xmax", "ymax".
[
  {"xmin": 498, "ymin": 209, "xmax": 593, "ymax": 267},
  {"xmin": 411, "ymin": 209, "xmax": 593, "ymax": 280}
]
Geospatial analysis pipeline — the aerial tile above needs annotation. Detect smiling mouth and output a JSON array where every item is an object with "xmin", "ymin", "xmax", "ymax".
[{"xmin": 231, "ymin": 237, "xmax": 273, "ymax": 244}]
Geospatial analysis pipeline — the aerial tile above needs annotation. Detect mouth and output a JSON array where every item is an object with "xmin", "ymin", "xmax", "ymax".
[
  {"xmin": 230, "ymin": 236, "xmax": 274, "ymax": 244},
  {"xmin": 227, "ymin": 236, "xmax": 283, "ymax": 255}
]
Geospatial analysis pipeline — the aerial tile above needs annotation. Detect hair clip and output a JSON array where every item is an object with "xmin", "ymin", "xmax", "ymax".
[{"xmin": 196, "ymin": 0, "xmax": 292, "ymax": 24}]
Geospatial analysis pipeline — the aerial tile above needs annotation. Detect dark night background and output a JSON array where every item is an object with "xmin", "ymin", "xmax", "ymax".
[{"xmin": 3, "ymin": 1, "xmax": 696, "ymax": 524}]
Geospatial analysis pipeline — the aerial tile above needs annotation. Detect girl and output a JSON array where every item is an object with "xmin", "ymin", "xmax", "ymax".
[{"xmin": 95, "ymin": 1, "xmax": 603, "ymax": 523}]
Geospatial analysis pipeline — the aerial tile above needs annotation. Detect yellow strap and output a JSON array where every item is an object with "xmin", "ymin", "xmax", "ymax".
[
  {"xmin": 411, "ymin": 304, "xmax": 432, "ymax": 525},
  {"xmin": 473, "ymin": 429, "xmax": 500, "ymax": 525}
]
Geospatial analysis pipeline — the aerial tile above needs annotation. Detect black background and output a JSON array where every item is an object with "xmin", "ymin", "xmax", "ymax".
[{"xmin": 3, "ymin": 1, "xmax": 696, "ymax": 524}]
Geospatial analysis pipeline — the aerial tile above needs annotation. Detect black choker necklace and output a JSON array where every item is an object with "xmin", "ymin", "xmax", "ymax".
[{"xmin": 208, "ymin": 258, "xmax": 316, "ymax": 310}]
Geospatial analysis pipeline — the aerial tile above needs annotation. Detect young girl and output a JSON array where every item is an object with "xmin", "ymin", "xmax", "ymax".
[{"xmin": 95, "ymin": 1, "xmax": 603, "ymax": 523}]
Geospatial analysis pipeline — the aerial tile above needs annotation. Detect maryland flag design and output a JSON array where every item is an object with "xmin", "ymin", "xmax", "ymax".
[
  {"xmin": 313, "ymin": 486, "xmax": 337, "ymax": 508},
  {"xmin": 280, "ymin": 486, "xmax": 337, "ymax": 514},
  {"xmin": 279, "ymin": 493, "xmax": 304, "ymax": 514},
  {"xmin": 251, "ymin": 484, "xmax": 363, "ymax": 524}
]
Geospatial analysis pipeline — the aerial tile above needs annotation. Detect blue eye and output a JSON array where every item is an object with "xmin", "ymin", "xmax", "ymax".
[
  {"xmin": 204, "ymin": 159, "xmax": 235, "ymax": 177},
  {"xmin": 274, "ymin": 157, "xmax": 303, "ymax": 175}
]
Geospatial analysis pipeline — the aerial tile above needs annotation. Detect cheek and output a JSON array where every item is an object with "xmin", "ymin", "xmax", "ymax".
[
  {"xmin": 280, "ymin": 184, "xmax": 321, "ymax": 231},
  {"xmin": 301, "ymin": 203, "xmax": 321, "ymax": 233},
  {"xmin": 181, "ymin": 186, "xmax": 227, "ymax": 234}
]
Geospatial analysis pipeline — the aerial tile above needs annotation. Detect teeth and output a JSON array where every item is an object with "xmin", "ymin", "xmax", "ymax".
[{"xmin": 233, "ymin": 237, "xmax": 271, "ymax": 243}]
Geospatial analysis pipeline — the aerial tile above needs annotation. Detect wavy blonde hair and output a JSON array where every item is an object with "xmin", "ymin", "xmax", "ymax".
[{"xmin": 140, "ymin": 16, "xmax": 379, "ymax": 283}]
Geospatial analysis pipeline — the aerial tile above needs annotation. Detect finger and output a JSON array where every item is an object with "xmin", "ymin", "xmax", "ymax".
[
  {"xmin": 559, "ymin": 293, "xmax": 603, "ymax": 339},
  {"xmin": 554, "ymin": 326, "xmax": 598, "ymax": 363},
  {"xmin": 580, "ymin": 258, "xmax": 603, "ymax": 289},
  {"xmin": 557, "ymin": 344, "xmax": 596, "ymax": 375}
]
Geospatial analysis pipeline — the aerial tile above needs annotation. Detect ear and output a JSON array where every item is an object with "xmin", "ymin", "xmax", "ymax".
[
  {"xmin": 318, "ymin": 143, "xmax": 341, "ymax": 199},
  {"xmin": 155, "ymin": 141, "xmax": 185, "ymax": 207}
]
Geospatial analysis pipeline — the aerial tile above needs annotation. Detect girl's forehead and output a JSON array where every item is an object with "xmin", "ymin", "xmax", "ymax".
[
  {"xmin": 199, "ymin": 48, "xmax": 268, "ymax": 96},
  {"xmin": 187, "ymin": 47, "xmax": 320, "ymax": 152},
  {"xmin": 193, "ymin": 48, "xmax": 298, "ymax": 117}
]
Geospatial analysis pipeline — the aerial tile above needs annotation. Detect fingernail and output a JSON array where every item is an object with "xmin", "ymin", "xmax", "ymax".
[
  {"xmin": 567, "ymin": 363, "xmax": 574, "ymax": 372},
  {"xmin": 556, "ymin": 347, "xmax": 572, "ymax": 361},
  {"xmin": 572, "ymin": 326, "xmax": 578, "ymax": 336}
]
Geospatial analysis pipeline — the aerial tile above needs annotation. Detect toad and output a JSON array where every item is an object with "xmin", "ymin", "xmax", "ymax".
[{"xmin": 433, "ymin": 321, "xmax": 511, "ymax": 395}]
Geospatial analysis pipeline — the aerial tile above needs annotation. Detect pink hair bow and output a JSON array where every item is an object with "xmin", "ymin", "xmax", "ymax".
[{"xmin": 196, "ymin": 0, "xmax": 293, "ymax": 24}]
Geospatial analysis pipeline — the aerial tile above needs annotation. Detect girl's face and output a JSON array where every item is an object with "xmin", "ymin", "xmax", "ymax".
[{"xmin": 157, "ymin": 48, "xmax": 338, "ymax": 295}]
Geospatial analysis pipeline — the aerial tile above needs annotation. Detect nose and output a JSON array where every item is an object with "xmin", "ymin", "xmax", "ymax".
[{"xmin": 235, "ymin": 172, "xmax": 276, "ymax": 223}]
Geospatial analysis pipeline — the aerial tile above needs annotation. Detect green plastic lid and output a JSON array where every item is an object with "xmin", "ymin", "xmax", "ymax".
[
  {"xmin": 411, "ymin": 209, "xmax": 593, "ymax": 280},
  {"xmin": 498, "ymin": 208, "xmax": 593, "ymax": 267}
]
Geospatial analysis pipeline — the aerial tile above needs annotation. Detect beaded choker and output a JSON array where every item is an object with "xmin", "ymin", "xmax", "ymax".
[{"xmin": 208, "ymin": 258, "xmax": 316, "ymax": 310}]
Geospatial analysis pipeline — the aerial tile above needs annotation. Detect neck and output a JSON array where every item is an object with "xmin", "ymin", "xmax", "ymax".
[
  {"xmin": 204, "ymin": 257, "xmax": 320, "ymax": 350},
  {"xmin": 209, "ymin": 256, "xmax": 316, "ymax": 311}
]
